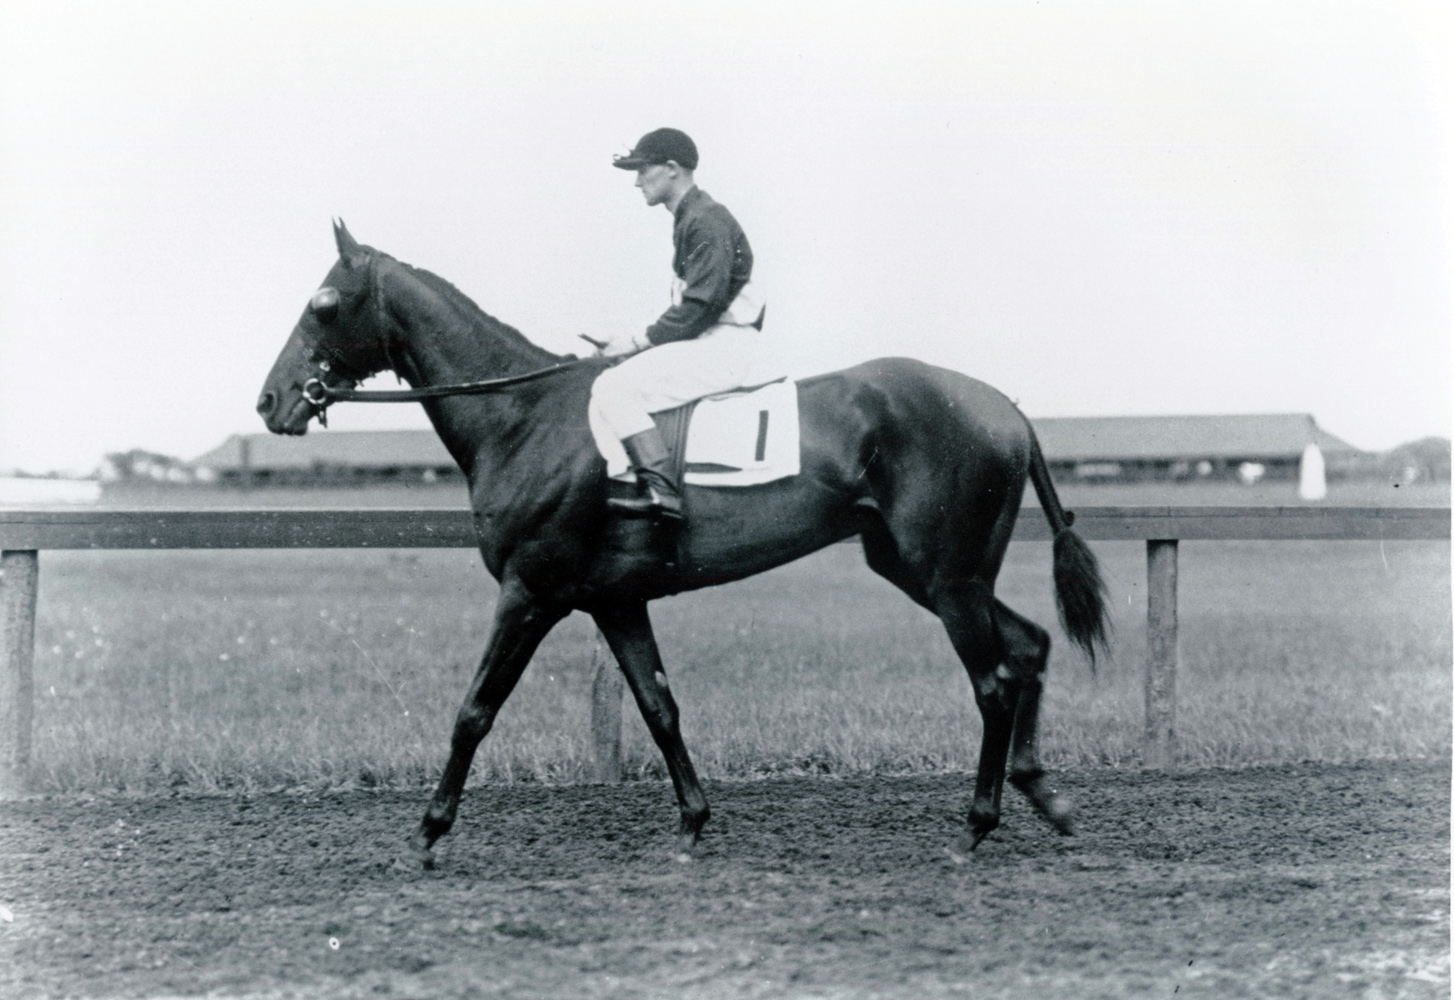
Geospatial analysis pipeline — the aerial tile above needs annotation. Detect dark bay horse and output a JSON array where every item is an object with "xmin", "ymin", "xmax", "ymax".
[{"xmin": 258, "ymin": 222, "xmax": 1110, "ymax": 868}]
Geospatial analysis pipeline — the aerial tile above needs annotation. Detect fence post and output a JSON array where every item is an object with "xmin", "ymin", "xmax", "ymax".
[
  {"xmin": 1144, "ymin": 539, "xmax": 1178, "ymax": 768},
  {"xmin": 589, "ymin": 630, "xmax": 623, "ymax": 782},
  {"xmin": 1, "ymin": 550, "xmax": 39, "ymax": 797}
]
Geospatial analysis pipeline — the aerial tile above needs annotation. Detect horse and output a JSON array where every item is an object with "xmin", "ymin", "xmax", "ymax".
[{"xmin": 257, "ymin": 221, "xmax": 1111, "ymax": 869}]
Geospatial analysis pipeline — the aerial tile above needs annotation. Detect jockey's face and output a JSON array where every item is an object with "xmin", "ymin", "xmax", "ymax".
[{"xmin": 635, "ymin": 163, "xmax": 676, "ymax": 207}]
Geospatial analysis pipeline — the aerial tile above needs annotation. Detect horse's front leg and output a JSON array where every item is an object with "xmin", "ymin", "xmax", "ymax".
[
  {"xmin": 404, "ymin": 578, "xmax": 566, "ymax": 869},
  {"xmin": 592, "ymin": 599, "xmax": 710, "ymax": 859}
]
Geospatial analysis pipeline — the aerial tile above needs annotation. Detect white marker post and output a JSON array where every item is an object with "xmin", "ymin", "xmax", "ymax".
[
  {"xmin": 589, "ymin": 631, "xmax": 624, "ymax": 782},
  {"xmin": 1299, "ymin": 443, "xmax": 1327, "ymax": 501},
  {"xmin": 0, "ymin": 551, "xmax": 38, "ymax": 797}
]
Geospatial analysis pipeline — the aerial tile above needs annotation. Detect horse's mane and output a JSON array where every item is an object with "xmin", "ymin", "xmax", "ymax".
[{"xmin": 387, "ymin": 252, "xmax": 559, "ymax": 362}]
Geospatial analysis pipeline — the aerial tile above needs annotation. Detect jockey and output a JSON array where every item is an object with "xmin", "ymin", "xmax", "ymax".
[{"xmin": 588, "ymin": 127, "xmax": 767, "ymax": 523}]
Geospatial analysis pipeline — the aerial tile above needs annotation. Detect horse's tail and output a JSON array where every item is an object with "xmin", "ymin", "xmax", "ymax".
[{"xmin": 1027, "ymin": 427, "xmax": 1111, "ymax": 667}]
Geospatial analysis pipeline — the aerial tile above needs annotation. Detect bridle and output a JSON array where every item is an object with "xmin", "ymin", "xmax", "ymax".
[{"xmin": 299, "ymin": 254, "xmax": 586, "ymax": 425}]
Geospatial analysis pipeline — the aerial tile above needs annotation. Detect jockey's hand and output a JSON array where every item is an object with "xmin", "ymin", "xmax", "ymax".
[{"xmin": 601, "ymin": 333, "xmax": 650, "ymax": 358}]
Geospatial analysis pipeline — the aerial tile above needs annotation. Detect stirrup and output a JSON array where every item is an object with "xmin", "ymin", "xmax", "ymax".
[{"xmin": 607, "ymin": 483, "xmax": 684, "ymax": 522}]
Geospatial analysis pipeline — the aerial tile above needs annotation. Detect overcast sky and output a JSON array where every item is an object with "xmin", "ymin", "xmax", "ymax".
[{"xmin": 1, "ymin": 1, "xmax": 1448, "ymax": 474}]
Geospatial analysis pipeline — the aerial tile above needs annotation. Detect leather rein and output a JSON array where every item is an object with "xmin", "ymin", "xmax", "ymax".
[
  {"xmin": 300, "ymin": 254, "xmax": 586, "ymax": 419},
  {"xmin": 302, "ymin": 360, "xmax": 584, "ymax": 408}
]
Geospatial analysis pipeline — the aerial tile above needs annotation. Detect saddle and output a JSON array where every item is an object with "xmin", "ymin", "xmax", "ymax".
[{"xmin": 622, "ymin": 378, "xmax": 801, "ymax": 489}]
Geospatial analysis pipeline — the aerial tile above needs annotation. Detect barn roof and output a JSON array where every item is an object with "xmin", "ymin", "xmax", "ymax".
[
  {"xmin": 192, "ymin": 430, "xmax": 454, "ymax": 471},
  {"xmin": 1031, "ymin": 414, "xmax": 1361, "ymax": 462}
]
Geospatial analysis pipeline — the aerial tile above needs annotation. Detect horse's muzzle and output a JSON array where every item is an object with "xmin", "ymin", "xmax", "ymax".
[{"xmin": 257, "ymin": 388, "xmax": 314, "ymax": 435}]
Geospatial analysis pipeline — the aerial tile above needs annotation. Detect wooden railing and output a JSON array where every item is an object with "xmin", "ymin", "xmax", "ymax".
[{"xmin": 1, "ymin": 506, "xmax": 1448, "ymax": 792}]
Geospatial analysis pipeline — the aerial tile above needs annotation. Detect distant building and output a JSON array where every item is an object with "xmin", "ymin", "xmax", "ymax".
[
  {"xmin": 98, "ymin": 448, "xmax": 203, "ymax": 484},
  {"xmin": 191, "ymin": 414, "xmax": 1368, "ymax": 487},
  {"xmin": 1030, "ymin": 414, "xmax": 1362, "ymax": 484},
  {"xmin": 191, "ymin": 430, "xmax": 458, "ymax": 485}
]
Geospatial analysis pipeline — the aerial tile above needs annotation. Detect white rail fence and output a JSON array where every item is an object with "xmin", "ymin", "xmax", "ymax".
[{"xmin": 1, "ymin": 506, "xmax": 1447, "ymax": 793}]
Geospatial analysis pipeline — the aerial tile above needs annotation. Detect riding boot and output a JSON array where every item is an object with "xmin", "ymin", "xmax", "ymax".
[{"xmin": 608, "ymin": 428, "xmax": 685, "ymax": 522}]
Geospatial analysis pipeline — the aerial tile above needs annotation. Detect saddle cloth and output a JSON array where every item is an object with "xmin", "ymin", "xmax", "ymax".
[{"xmin": 607, "ymin": 379, "xmax": 801, "ymax": 487}]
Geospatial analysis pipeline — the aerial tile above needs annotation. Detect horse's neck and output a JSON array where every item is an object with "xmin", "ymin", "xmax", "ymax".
[
  {"xmin": 381, "ymin": 260, "xmax": 558, "ymax": 386},
  {"xmin": 380, "ymin": 259, "xmax": 563, "ymax": 477}
]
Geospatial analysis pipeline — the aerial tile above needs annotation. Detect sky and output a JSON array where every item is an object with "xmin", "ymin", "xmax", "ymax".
[{"xmin": 1, "ymin": 1, "xmax": 1449, "ymax": 474}]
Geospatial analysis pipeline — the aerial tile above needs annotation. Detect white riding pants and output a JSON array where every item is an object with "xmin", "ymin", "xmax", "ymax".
[{"xmin": 588, "ymin": 323, "xmax": 776, "ymax": 476}]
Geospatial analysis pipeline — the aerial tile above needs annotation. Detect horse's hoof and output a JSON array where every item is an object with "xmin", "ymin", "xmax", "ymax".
[
  {"xmin": 1043, "ymin": 794, "xmax": 1075, "ymax": 836},
  {"xmin": 967, "ymin": 806, "xmax": 999, "ymax": 850},
  {"xmin": 674, "ymin": 831, "xmax": 699, "ymax": 862},
  {"xmin": 674, "ymin": 808, "xmax": 707, "ymax": 860},
  {"xmin": 394, "ymin": 840, "xmax": 436, "ymax": 872},
  {"xmin": 1011, "ymin": 770, "xmax": 1075, "ymax": 836}
]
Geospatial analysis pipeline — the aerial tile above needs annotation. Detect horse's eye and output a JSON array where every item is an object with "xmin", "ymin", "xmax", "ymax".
[{"xmin": 309, "ymin": 286, "xmax": 340, "ymax": 323}]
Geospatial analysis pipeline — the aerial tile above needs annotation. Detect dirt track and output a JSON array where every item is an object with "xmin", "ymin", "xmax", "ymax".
[{"xmin": 2, "ymin": 760, "xmax": 1448, "ymax": 999}]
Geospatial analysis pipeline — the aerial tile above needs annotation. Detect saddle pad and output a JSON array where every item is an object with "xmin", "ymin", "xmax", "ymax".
[{"xmin": 682, "ymin": 379, "xmax": 800, "ymax": 486}]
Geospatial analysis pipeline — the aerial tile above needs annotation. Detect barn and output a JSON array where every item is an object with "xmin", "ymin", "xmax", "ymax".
[
  {"xmin": 191, "ymin": 430, "xmax": 459, "ymax": 485},
  {"xmin": 191, "ymin": 413, "xmax": 1364, "ymax": 487},
  {"xmin": 1032, "ymin": 413, "xmax": 1362, "ymax": 484}
]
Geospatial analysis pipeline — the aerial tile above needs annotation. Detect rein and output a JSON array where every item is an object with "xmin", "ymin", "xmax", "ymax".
[{"xmin": 302, "ymin": 360, "xmax": 585, "ymax": 407}]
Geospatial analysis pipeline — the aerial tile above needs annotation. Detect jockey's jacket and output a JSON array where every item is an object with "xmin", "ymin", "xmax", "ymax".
[{"xmin": 645, "ymin": 187, "xmax": 764, "ymax": 345}]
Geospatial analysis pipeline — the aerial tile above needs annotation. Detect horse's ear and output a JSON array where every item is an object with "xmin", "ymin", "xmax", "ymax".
[
  {"xmin": 334, "ymin": 219, "xmax": 360, "ymax": 257},
  {"xmin": 332, "ymin": 216, "xmax": 369, "ymax": 267}
]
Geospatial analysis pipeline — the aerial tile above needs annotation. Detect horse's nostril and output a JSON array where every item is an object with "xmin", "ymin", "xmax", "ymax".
[{"xmin": 257, "ymin": 391, "xmax": 277, "ymax": 417}]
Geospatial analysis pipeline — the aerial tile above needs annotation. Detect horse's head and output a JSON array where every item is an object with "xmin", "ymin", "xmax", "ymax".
[{"xmin": 257, "ymin": 220, "xmax": 395, "ymax": 435}]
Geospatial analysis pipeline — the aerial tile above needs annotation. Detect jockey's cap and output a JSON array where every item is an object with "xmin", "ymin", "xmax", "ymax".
[{"xmin": 612, "ymin": 128, "xmax": 698, "ymax": 170}]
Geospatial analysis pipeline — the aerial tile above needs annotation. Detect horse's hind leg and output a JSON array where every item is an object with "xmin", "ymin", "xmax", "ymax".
[
  {"xmin": 993, "ymin": 598, "xmax": 1074, "ymax": 836},
  {"xmin": 864, "ymin": 525, "xmax": 1017, "ymax": 846},
  {"xmin": 931, "ymin": 579, "xmax": 1015, "ymax": 848},
  {"xmin": 407, "ymin": 579, "xmax": 567, "ymax": 868},
  {"xmin": 864, "ymin": 522, "xmax": 1056, "ymax": 845},
  {"xmin": 936, "ymin": 584, "xmax": 1071, "ymax": 845},
  {"xmin": 592, "ymin": 600, "xmax": 710, "ymax": 858},
  {"xmin": 968, "ymin": 680, "xmax": 1015, "ymax": 848}
]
